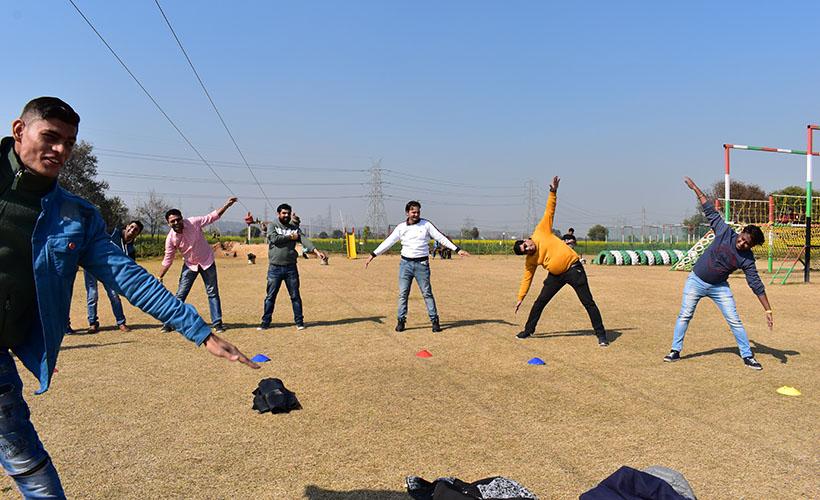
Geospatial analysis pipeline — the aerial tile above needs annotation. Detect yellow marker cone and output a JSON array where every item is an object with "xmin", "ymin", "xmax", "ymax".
[{"xmin": 776, "ymin": 386, "xmax": 801, "ymax": 397}]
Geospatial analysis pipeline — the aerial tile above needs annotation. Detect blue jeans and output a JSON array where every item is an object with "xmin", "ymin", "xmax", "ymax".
[
  {"xmin": 0, "ymin": 351, "xmax": 65, "ymax": 498},
  {"xmin": 84, "ymin": 269, "xmax": 126, "ymax": 326},
  {"xmin": 397, "ymin": 258, "xmax": 438, "ymax": 321},
  {"xmin": 166, "ymin": 264, "xmax": 223, "ymax": 328},
  {"xmin": 261, "ymin": 264, "xmax": 303, "ymax": 326},
  {"xmin": 672, "ymin": 273, "xmax": 753, "ymax": 358}
]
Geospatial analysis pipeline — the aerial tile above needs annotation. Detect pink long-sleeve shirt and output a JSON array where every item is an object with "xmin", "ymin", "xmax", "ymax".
[{"xmin": 162, "ymin": 210, "xmax": 221, "ymax": 271}]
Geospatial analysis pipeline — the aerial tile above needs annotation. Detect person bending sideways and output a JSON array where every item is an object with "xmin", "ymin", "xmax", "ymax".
[
  {"xmin": 664, "ymin": 177, "xmax": 772, "ymax": 370},
  {"xmin": 513, "ymin": 176, "xmax": 608, "ymax": 346}
]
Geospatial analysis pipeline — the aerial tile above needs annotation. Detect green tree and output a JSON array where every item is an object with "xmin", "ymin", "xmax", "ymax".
[
  {"xmin": 772, "ymin": 185, "xmax": 820, "ymax": 197},
  {"xmin": 59, "ymin": 140, "xmax": 128, "ymax": 229},
  {"xmin": 470, "ymin": 226, "xmax": 479, "ymax": 239},
  {"xmin": 682, "ymin": 212, "xmax": 708, "ymax": 235},
  {"xmin": 332, "ymin": 229, "xmax": 344, "ymax": 238},
  {"xmin": 319, "ymin": 231, "xmax": 329, "ymax": 238},
  {"xmin": 587, "ymin": 224, "xmax": 608, "ymax": 241},
  {"xmin": 710, "ymin": 179, "xmax": 766, "ymax": 201},
  {"xmin": 362, "ymin": 226, "xmax": 371, "ymax": 243}
]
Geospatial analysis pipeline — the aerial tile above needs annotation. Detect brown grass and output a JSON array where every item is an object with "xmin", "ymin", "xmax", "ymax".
[{"xmin": 2, "ymin": 250, "xmax": 817, "ymax": 499}]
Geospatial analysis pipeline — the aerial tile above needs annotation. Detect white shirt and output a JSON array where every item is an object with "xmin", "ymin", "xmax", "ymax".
[{"xmin": 372, "ymin": 219, "xmax": 458, "ymax": 259}]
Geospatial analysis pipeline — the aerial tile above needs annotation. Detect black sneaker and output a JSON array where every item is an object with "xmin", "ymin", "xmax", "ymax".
[
  {"xmin": 431, "ymin": 318, "xmax": 442, "ymax": 333},
  {"xmin": 395, "ymin": 318, "xmax": 406, "ymax": 332},
  {"xmin": 516, "ymin": 330, "xmax": 532, "ymax": 339},
  {"xmin": 213, "ymin": 324, "xmax": 227, "ymax": 334},
  {"xmin": 160, "ymin": 325, "xmax": 173, "ymax": 333},
  {"xmin": 663, "ymin": 350, "xmax": 681, "ymax": 362},
  {"xmin": 596, "ymin": 333, "xmax": 609, "ymax": 347},
  {"xmin": 743, "ymin": 356, "xmax": 763, "ymax": 370}
]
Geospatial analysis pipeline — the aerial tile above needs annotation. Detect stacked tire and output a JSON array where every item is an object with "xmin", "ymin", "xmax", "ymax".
[{"xmin": 595, "ymin": 249, "xmax": 685, "ymax": 266}]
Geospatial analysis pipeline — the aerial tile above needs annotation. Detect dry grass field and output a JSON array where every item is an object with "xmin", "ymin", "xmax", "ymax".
[{"xmin": 2, "ymin": 248, "xmax": 817, "ymax": 499}]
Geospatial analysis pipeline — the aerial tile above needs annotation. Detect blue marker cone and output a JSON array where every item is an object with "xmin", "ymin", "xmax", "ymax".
[
  {"xmin": 251, "ymin": 354, "xmax": 270, "ymax": 363},
  {"xmin": 527, "ymin": 357, "xmax": 545, "ymax": 365}
]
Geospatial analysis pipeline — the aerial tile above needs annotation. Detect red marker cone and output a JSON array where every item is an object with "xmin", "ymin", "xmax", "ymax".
[{"xmin": 416, "ymin": 349, "xmax": 432, "ymax": 358}]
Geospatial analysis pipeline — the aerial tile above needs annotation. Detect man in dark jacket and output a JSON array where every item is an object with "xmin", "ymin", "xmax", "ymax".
[
  {"xmin": 258, "ymin": 203, "xmax": 326, "ymax": 330},
  {"xmin": 0, "ymin": 97, "xmax": 258, "ymax": 497},
  {"xmin": 664, "ymin": 177, "xmax": 773, "ymax": 370}
]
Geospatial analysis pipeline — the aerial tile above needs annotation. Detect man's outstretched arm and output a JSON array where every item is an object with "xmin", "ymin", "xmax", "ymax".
[
  {"xmin": 534, "ymin": 176, "xmax": 560, "ymax": 234},
  {"xmin": 685, "ymin": 176, "xmax": 728, "ymax": 233}
]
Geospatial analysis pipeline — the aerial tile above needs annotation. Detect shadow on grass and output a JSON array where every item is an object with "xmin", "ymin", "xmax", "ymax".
[
  {"xmin": 404, "ymin": 318, "xmax": 517, "ymax": 332},
  {"xmin": 530, "ymin": 327, "xmax": 635, "ymax": 344},
  {"xmin": 681, "ymin": 340, "xmax": 799, "ymax": 364},
  {"xmin": 61, "ymin": 341, "xmax": 136, "ymax": 351},
  {"xmin": 222, "ymin": 316, "xmax": 387, "ymax": 330},
  {"xmin": 304, "ymin": 485, "xmax": 406, "ymax": 499}
]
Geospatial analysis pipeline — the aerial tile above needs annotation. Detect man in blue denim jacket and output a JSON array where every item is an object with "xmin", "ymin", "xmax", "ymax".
[{"xmin": 0, "ymin": 97, "xmax": 259, "ymax": 498}]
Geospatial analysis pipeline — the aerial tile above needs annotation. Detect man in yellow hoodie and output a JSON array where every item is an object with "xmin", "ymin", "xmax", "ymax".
[{"xmin": 513, "ymin": 176, "xmax": 608, "ymax": 345}]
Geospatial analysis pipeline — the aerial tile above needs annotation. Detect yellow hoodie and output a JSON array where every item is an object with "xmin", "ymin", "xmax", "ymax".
[{"xmin": 517, "ymin": 191, "xmax": 579, "ymax": 301}]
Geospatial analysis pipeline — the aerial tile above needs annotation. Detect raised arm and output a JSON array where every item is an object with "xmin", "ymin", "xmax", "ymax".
[
  {"xmin": 534, "ymin": 176, "xmax": 560, "ymax": 234},
  {"xmin": 685, "ymin": 176, "xmax": 729, "ymax": 234},
  {"xmin": 216, "ymin": 197, "xmax": 238, "ymax": 218}
]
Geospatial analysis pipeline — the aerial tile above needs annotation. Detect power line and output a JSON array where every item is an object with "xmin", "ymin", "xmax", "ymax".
[
  {"xmin": 98, "ymin": 169, "xmax": 365, "ymax": 186},
  {"xmin": 67, "ymin": 0, "xmax": 249, "ymax": 211},
  {"xmin": 153, "ymin": 0, "xmax": 275, "ymax": 212},
  {"xmin": 95, "ymin": 147, "xmax": 367, "ymax": 172}
]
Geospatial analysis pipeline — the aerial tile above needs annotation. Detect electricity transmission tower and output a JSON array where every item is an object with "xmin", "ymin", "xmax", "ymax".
[
  {"xmin": 366, "ymin": 160, "xmax": 389, "ymax": 236},
  {"xmin": 525, "ymin": 179, "xmax": 538, "ymax": 236}
]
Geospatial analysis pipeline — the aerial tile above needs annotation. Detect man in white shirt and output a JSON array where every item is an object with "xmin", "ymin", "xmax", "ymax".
[{"xmin": 366, "ymin": 200, "xmax": 469, "ymax": 332}]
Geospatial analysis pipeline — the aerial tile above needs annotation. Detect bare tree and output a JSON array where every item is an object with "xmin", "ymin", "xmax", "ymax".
[{"xmin": 134, "ymin": 191, "xmax": 172, "ymax": 239}]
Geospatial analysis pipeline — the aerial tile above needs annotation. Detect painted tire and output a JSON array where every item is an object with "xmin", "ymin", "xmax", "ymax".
[
  {"xmin": 642, "ymin": 250, "xmax": 656, "ymax": 265},
  {"xmin": 657, "ymin": 250, "xmax": 671, "ymax": 265},
  {"xmin": 625, "ymin": 250, "xmax": 640, "ymax": 265}
]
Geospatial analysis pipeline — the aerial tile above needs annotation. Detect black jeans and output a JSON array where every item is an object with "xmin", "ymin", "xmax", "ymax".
[{"xmin": 524, "ymin": 263, "xmax": 605, "ymax": 335}]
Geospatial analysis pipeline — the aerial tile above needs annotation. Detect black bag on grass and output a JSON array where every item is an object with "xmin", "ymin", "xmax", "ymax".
[
  {"xmin": 252, "ymin": 378, "xmax": 301, "ymax": 414},
  {"xmin": 406, "ymin": 475, "xmax": 537, "ymax": 499}
]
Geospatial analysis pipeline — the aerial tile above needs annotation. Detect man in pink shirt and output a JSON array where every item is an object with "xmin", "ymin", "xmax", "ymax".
[{"xmin": 158, "ymin": 197, "xmax": 237, "ymax": 333}]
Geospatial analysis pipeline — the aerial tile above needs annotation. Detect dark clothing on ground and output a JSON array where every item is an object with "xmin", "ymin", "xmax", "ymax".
[
  {"xmin": 693, "ymin": 201, "xmax": 764, "ymax": 295},
  {"xmin": 523, "ymin": 262, "xmax": 605, "ymax": 335}
]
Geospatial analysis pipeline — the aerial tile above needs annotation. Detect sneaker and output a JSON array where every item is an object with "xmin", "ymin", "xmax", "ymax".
[
  {"xmin": 118, "ymin": 324, "xmax": 131, "ymax": 333},
  {"xmin": 320, "ymin": 255, "xmax": 329, "ymax": 266},
  {"xmin": 87, "ymin": 322, "xmax": 99, "ymax": 334},
  {"xmin": 65, "ymin": 325, "xmax": 77, "ymax": 335},
  {"xmin": 743, "ymin": 356, "xmax": 763, "ymax": 370},
  {"xmin": 213, "ymin": 324, "xmax": 227, "ymax": 334},
  {"xmin": 596, "ymin": 333, "xmax": 609, "ymax": 347},
  {"xmin": 257, "ymin": 323, "xmax": 270, "ymax": 331},
  {"xmin": 431, "ymin": 318, "xmax": 442, "ymax": 333},
  {"xmin": 516, "ymin": 330, "xmax": 532, "ymax": 339},
  {"xmin": 160, "ymin": 325, "xmax": 173, "ymax": 333},
  {"xmin": 395, "ymin": 318, "xmax": 406, "ymax": 332},
  {"xmin": 663, "ymin": 350, "xmax": 681, "ymax": 362},
  {"xmin": 296, "ymin": 324, "xmax": 306, "ymax": 331}
]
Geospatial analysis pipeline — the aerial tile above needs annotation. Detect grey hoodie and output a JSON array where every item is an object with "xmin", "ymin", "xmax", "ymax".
[{"xmin": 264, "ymin": 218, "xmax": 315, "ymax": 266}]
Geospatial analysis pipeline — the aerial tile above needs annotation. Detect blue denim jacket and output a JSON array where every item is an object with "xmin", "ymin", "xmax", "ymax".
[{"xmin": 20, "ymin": 185, "xmax": 211, "ymax": 394}]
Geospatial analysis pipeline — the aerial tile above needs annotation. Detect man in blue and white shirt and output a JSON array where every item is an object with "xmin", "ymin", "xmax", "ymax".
[{"xmin": 366, "ymin": 200, "xmax": 469, "ymax": 332}]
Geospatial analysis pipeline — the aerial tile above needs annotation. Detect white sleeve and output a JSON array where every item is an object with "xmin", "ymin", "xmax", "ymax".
[
  {"xmin": 372, "ymin": 225, "xmax": 403, "ymax": 256},
  {"xmin": 426, "ymin": 221, "xmax": 458, "ymax": 251}
]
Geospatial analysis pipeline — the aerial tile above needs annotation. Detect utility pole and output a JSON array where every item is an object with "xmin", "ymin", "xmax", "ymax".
[{"xmin": 641, "ymin": 206, "xmax": 646, "ymax": 243}]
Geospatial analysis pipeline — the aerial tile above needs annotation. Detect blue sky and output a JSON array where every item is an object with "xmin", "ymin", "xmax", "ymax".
[{"xmin": 4, "ymin": 1, "xmax": 820, "ymax": 237}]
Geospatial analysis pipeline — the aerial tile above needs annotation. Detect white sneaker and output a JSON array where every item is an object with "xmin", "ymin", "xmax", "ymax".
[{"xmin": 296, "ymin": 325, "xmax": 306, "ymax": 331}]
